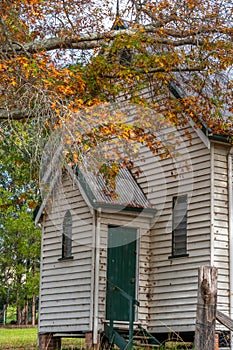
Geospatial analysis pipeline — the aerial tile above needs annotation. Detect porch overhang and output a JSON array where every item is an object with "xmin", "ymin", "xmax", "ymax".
[{"xmin": 75, "ymin": 165, "xmax": 156, "ymax": 215}]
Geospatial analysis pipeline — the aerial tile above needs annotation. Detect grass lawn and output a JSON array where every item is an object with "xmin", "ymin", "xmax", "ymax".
[
  {"xmin": 0, "ymin": 327, "xmax": 84, "ymax": 350},
  {"xmin": 0, "ymin": 327, "xmax": 193, "ymax": 349}
]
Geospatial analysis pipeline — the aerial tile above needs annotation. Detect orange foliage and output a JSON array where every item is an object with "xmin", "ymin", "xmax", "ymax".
[{"xmin": 0, "ymin": 0, "xmax": 233, "ymax": 165}]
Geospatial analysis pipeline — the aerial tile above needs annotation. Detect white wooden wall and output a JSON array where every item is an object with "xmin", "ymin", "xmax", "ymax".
[
  {"xmin": 39, "ymin": 129, "xmax": 232, "ymax": 336},
  {"xmin": 135, "ymin": 126, "xmax": 212, "ymax": 333},
  {"xmin": 94, "ymin": 95, "xmax": 232, "ymax": 334},
  {"xmin": 39, "ymin": 172, "xmax": 94, "ymax": 334},
  {"xmin": 213, "ymin": 142, "xmax": 231, "ymax": 319}
]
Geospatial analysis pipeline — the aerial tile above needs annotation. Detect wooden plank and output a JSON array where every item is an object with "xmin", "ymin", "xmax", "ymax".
[
  {"xmin": 216, "ymin": 310, "xmax": 233, "ymax": 331},
  {"xmin": 214, "ymin": 144, "xmax": 230, "ymax": 155},
  {"xmin": 40, "ymin": 318, "xmax": 90, "ymax": 327},
  {"xmin": 40, "ymin": 310, "xmax": 90, "ymax": 320},
  {"xmin": 40, "ymin": 298, "xmax": 91, "ymax": 308},
  {"xmin": 150, "ymin": 291, "xmax": 198, "ymax": 302},
  {"xmin": 150, "ymin": 258, "xmax": 210, "ymax": 271},
  {"xmin": 148, "ymin": 324, "xmax": 196, "ymax": 333},
  {"xmin": 149, "ymin": 298, "xmax": 197, "ymax": 308},
  {"xmin": 149, "ymin": 317, "xmax": 196, "ymax": 327},
  {"xmin": 39, "ymin": 324, "xmax": 90, "ymax": 332},
  {"xmin": 149, "ymin": 305, "xmax": 197, "ymax": 316},
  {"xmin": 41, "ymin": 278, "xmax": 93, "ymax": 288},
  {"xmin": 214, "ymin": 153, "xmax": 227, "ymax": 162},
  {"xmin": 194, "ymin": 266, "xmax": 217, "ymax": 350},
  {"xmin": 40, "ymin": 291, "xmax": 91, "ymax": 302}
]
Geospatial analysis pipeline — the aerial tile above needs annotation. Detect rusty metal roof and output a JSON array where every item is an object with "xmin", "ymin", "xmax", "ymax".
[{"xmin": 76, "ymin": 166, "xmax": 155, "ymax": 212}]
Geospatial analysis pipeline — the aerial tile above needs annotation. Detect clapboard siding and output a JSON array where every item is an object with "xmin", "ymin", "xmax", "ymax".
[
  {"xmin": 213, "ymin": 142, "xmax": 231, "ymax": 317},
  {"xmin": 39, "ymin": 172, "xmax": 94, "ymax": 333},
  {"xmin": 39, "ymin": 118, "xmax": 232, "ymax": 337},
  {"xmin": 134, "ymin": 126, "xmax": 212, "ymax": 333},
  {"xmin": 40, "ymin": 291, "xmax": 91, "ymax": 303}
]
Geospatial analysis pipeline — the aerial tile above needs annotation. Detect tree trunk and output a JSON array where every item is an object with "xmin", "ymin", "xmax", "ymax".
[
  {"xmin": 32, "ymin": 295, "xmax": 36, "ymax": 326},
  {"xmin": 195, "ymin": 266, "xmax": 217, "ymax": 350},
  {"xmin": 25, "ymin": 300, "xmax": 28, "ymax": 325},
  {"xmin": 17, "ymin": 304, "xmax": 22, "ymax": 325}
]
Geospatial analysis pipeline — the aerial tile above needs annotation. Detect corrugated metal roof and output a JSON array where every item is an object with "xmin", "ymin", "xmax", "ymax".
[{"xmin": 76, "ymin": 166, "xmax": 154, "ymax": 211}]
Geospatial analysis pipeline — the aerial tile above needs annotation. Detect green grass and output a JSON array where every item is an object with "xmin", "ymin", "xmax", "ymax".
[
  {"xmin": 0, "ymin": 327, "xmax": 193, "ymax": 349},
  {"xmin": 0, "ymin": 328, "xmax": 38, "ymax": 349},
  {"xmin": 0, "ymin": 327, "xmax": 84, "ymax": 350}
]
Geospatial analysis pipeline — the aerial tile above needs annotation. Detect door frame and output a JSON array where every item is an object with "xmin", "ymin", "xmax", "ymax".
[{"xmin": 135, "ymin": 230, "xmax": 140, "ymax": 321}]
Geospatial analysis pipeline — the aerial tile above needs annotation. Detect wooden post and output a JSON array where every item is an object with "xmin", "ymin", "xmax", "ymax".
[{"xmin": 195, "ymin": 266, "xmax": 217, "ymax": 350}]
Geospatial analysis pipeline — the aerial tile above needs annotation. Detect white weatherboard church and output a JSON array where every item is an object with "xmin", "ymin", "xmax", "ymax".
[{"xmin": 36, "ymin": 96, "xmax": 233, "ymax": 349}]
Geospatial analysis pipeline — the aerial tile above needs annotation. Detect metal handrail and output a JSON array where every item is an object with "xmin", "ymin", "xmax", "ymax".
[{"xmin": 107, "ymin": 280, "xmax": 140, "ymax": 349}]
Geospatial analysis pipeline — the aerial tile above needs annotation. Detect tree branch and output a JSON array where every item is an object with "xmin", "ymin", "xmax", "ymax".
[
  {"xmin": 103, "ymin": 66, "xmax": 205, "ymax": 80},
  {"xmin": 0, "ymin": 109, "xmax": 32, "ymax": 120},
  {"xmin": 1, "ymin": 25, "xmax": 226, "ymax": 55},
  {"xmin": 2, "ymin": 24, "xmax": 232, "ymax": 56}
]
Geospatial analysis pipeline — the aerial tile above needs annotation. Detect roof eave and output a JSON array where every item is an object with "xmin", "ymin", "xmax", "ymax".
[
  {"xmin": 92, "ymin": 201, "xmax": 157, "ymax": 214},
  {"xmin": 208, "ymin": 133, "xmax": 231, "ymax": 144}
]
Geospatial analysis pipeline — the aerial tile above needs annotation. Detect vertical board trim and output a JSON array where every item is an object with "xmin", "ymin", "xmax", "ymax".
[{"xmin": 210, "ymin": 143, "xmax": 215, "ymax": 266}]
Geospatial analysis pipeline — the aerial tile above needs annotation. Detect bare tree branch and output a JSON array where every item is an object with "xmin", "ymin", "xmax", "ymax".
[
  {"xmin": 1, "ymin": 24, "xmax": 232, "ymax": 55},
  {"xmin": 0, "ymin": 109, "xmax": 32, "ymax": 120}
]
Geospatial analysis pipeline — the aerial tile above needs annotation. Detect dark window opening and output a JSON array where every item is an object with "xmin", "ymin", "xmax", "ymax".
[
  {"xmin": 171, "ymin": 195, "xmax": 188, "ymax": 257},
  {"xmin": 62, "ymin": 210, "xmax": 72, "ymax": 258}
]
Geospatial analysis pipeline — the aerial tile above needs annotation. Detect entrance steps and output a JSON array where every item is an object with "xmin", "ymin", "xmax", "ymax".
[{"xmin": 103, "ymin": 323, "xmax": 161, "ymax": 349}]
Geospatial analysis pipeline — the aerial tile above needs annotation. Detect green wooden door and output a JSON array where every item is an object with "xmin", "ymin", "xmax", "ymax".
[{"xmin": 106, "ymin": 225, "xmax": 137, "ymax": 321}]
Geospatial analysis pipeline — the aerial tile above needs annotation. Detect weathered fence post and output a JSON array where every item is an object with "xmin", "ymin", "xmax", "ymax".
[{"xmin": 195, "ymin": 266, "xmax": 217, "ymax": 350}]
